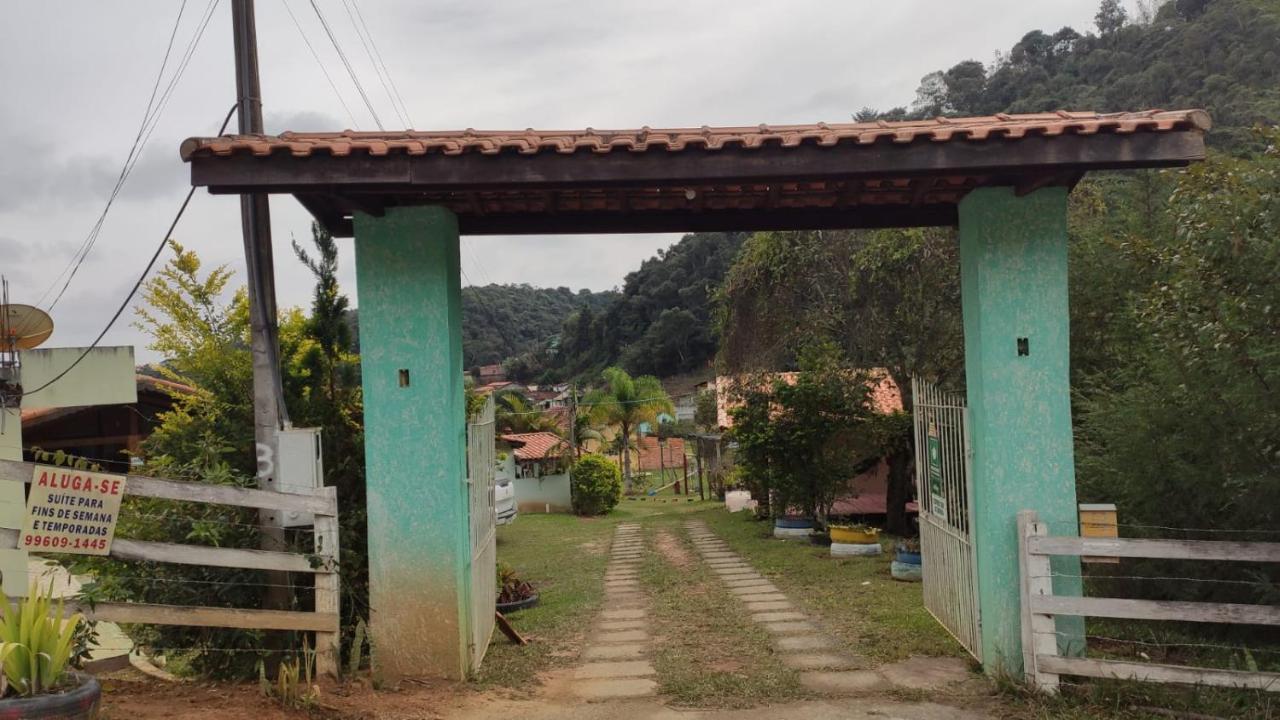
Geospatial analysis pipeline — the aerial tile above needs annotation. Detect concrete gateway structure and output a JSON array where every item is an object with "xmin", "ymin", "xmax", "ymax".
[{"xmin": 181, "ymin": 109, "xmax": 1209, "ymax": 681}]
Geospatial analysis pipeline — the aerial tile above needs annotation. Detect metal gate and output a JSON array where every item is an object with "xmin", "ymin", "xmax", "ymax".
[
  {"xmin": 911, "ymin": 376, "xmax": 981, "ymax": 661},
  {"xmin": 466, "ymin": 395, "xmax": 497, "ymax": 672}
]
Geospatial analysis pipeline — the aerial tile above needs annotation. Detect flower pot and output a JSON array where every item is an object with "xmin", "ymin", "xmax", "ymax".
[
  {"xmin": 774, "ymin": 517, "xmax": 814, "ymax": 530},
  {"xmin": 497, "ymin": 593, "xmax": 540, "ymax": 613},
  {"xmin": 895, "ymin": 550, "xmax": 922, "ymax": 565},
  {"xmin": 891, "ymin": 561, "xmax": 923, "ymax": 582},
  {"xmin": 0, "ymin": 672, "xmax": 101, "ymax": 720},
  {"xmin": 831, "ymin": 542, "xmax": 881, "ymax": 557},
  {"xmin": 830, "ymin": 526, "xmax": 879, "ymax": 544}
]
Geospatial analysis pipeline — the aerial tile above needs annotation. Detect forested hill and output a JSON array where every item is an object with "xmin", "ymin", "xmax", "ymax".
[
  {"xmin": 505, "ymin": 232, "xmax": 747, "ymax": 383},
  {"xmin": 347, "ymin": 285, "xmax": 617, "ymax": 368},
  {"xmin": 875, "ymin": 0, "xmax": 1280, "ymax": 151},
  {"xmin": 461, "ymin": 285, "xmax": 616, "ymax": 368}
]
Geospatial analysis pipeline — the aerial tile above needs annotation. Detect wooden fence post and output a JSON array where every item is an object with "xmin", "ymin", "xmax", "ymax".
[
  {"xmin": 1017, "ymin": 509, "xmax": 1059, "ymax": 693},
  {"xmin": 314, "ymin": 485, "xmax": 341, "ymax": 678}
]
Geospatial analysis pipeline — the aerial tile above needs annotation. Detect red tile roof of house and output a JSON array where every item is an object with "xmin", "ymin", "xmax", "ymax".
[
  {"xmin": 500, "ymin": 432, "xmax": 568, "ymax": 461},
  {"xmin": 181, "ymin": 110, "xmax": 1209, "ymax": 160},
  {"xmin": 635, "ymin": 436, "xmax": 685, "ymax": 472}
]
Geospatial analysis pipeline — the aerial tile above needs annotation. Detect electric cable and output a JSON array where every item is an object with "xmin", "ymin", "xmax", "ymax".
[
  {"xmin": 308, "ymin": 0, "xmax": 384, "ymax": 129},
  {"xmin": 280, "ymin": 0, "xmax": 359, "ymax": 128},
  {"xmin": 19, "ymin": 103, "xmax": 240, "ymax": 402}
]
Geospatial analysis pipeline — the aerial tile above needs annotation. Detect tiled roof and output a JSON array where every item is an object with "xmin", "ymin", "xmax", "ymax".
[
  {"xmin": 22, "ymin": 374, "xmax": 193, "ymax": 423},
  {"xmin": 180, "ymin": 110, "xmax": 1209, "ymax": 161},
  {"xmin": 501, "ymin": 432, "xmax": 568, "ymax": 461}
]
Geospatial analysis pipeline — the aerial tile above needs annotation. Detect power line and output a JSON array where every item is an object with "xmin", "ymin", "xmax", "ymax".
[
  {"xmin": 338, "ymin": 0, "xmax": 407, "ymax": 128},
  {"xmin": 17, "ymin": 104, "xmax": 240, "ymax": 403},
  {"xmin": 40, "ymin": 0, "xmax": 222, "ymax": 316},
  {"xmin": 349, "ymin": 0, "xmax": 415, "ymax": 127},
  {"xmin": 29, "ymin": 0, "xmax": 192, "ymax": 315},
  {"xmin": 308, "ymin": 0, "xmax": 383, "ymax": 130},
  {"xmin": 280, "ymin": 0, "xmax": 358, "ymax": 128}
]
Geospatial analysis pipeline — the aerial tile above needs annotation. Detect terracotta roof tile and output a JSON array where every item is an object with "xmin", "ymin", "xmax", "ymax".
[
  {"xmin": 181, "ymin": 110, "xmax": 1210, "ymax": 161},
  {"xmin": 500, "ymin": 432, "xmax": 568, "ymax": 461}
]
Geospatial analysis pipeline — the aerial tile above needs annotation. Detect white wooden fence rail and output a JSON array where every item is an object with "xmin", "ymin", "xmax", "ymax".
[
  {"xmin": 0, "ymin": 459, "xmax": 341, "ymax": 676},
  {"xmin": 1017, "ymin": 509, "xmax": 1280, "ymax": 694}
]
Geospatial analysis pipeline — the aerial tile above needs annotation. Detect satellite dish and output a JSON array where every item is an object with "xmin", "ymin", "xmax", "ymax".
[{"xmin": 2, "ymin": 304, "xmax": 54, "ymax": 350}]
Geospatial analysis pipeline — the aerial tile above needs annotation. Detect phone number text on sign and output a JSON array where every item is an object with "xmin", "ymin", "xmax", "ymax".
[{"xmin": 20, "ymin": 466, "xmax": 127, "ymax": 556}]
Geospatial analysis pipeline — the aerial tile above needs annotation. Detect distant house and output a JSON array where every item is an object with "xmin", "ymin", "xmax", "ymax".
[
  {"xmin": 672, "ymin": 393, "xmax": 697, "ymax": 423},
  {"xmin": 634, "ymin": 435, "xmax": 685, "ymax": 474},
  {"xmin": 498, "ymin": 431, "xmax": 572, "ymax": 512},
  {"xmin": 714, "ymin": 369, "xmax": 903, "ymax": 429},
  {"xmin": 21, "ymin": 374, "xmax": 193, "ymax": 472},
  {"xmin": 475, "ymin": 364, "xmax": 506, "ymax": 384}
]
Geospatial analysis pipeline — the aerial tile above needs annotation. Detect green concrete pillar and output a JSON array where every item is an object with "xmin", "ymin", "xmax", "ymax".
[
  {"xmin": 958, "ymin": 187, "xmax": 1084, "ymax": 675},
  {"xmin": 353, "ymin": 206, "xmax": 471, "ymax": 681}
]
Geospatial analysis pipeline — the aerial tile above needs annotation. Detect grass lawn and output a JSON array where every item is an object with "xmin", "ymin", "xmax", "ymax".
[
  {"xmin": 476, "ymin": 497, "xmax": 715, "ymax": 690},
  {"xmin": 641, "ymin": 523, "xmax": 806, "ymax": 708},
  {"xmin": 699, "ymin": 506, "xmax": 963, "ymax": 664}
]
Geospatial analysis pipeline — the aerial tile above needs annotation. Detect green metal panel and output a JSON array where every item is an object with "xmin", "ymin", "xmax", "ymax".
[
  {"xmin": 353, "ymin": 206, "xmax": 472, "ymax": 681},
  {"xmin": 959, "ymin": 187, "xmax": 1084, "ymax": 675}
]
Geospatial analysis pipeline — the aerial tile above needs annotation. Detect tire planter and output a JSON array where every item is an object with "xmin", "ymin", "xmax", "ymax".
[
  {"xmin": 891, "ymin": 560, "xmax": 923, "ymax": 582},
  {"xmin": 830, "ymin": 526, "xmax": 879, "ymax": 544},
  {"xmin": 497, "ymin": 593, "xmax": 540, "ymax": 613},
  {"xmin": 773, "ymin": 516, "xmax": 814, "ymax": 540},
  {"xmin": 0, "ymin": 672, "xmax": 101, "ymax": 720},
  {"xmin": 774, "ymin": 516, "xmax": 814, "ymax": 529},
  {"xmin": 895, "ymin": 550, "xmax": 922, "ymax": 565},
  {"xmin": 831, "ymin": 541, "xmax": 881, "ymax": 557}
]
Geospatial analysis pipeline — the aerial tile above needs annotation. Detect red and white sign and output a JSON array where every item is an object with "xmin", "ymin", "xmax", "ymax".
[{"xmin": 20, "ymin": 466, "xmax": 127, "ymax": 556}]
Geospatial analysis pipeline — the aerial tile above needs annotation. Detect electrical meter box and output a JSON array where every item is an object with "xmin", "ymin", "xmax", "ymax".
[{"xmin": 277, "ymin": 427, "xmax": 323, "ymax": 527}]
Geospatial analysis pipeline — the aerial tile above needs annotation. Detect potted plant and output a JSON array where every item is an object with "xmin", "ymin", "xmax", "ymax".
[
  {"xmin": 773, "ymin": 515, "xmax": 815, "ymax": 540},
  {"xmin": 892, "ymin": 538, "xmax": 923, "ymax": 582},
  {"xmin": 496, "ymin": 564, "xmax": 539, "ymax": 613},
  {"xmin": 829, "ymin": 523, "xmax": 882, "ymax": 557},
  {"xmin": 0, "ymin": 584, "xmax": 99, "ymax": 719}
]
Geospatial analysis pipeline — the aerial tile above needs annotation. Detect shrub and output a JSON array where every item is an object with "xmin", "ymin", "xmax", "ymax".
[{"xmin": 571, "ymin": 454, "xmax": 622, "ymax": 516}]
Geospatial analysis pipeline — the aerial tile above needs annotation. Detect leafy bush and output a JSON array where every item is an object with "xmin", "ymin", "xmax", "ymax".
[{"xmin": 570, "ymin": 454, "xmax": 622, "ymax": 516}]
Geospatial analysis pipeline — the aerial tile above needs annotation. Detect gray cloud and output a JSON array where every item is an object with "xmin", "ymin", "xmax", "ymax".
[{"xmin": 0, "ymin": 0, "xmax": 1113, "ymax": 362}]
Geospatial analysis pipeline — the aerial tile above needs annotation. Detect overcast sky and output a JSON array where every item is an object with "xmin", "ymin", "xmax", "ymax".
[{"xmin": 0, "ymin": 0, "xmax": 1115, "ymax": 362}]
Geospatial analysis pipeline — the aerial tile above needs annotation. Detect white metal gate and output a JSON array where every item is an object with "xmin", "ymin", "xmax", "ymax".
[
  {"xmin": 911, "ymin": 376, "xmax": 982, "ymax": 661},
  {"xmin": 466, "ymin": 395, "xmax": 497, "ymax": 672}
]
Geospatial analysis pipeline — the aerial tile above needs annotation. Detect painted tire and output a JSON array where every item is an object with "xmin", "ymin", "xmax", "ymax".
[
  {"xmin": 830, "ymin": 542, "xmax": 881, "ymax": 557},
  {"xmin": 895, "ymin": 551, "xmax": 922, "ymax": 565},
  {"xmin": 497, "ymin": 594, "xmax": 540, "ymax": 613},
  {"xmin": 774, "ymin": 517, "xmax": 815, "ymax": 529},
  {"xmin": 773, "ymin": 526, "xmax": 812, "ymax": 540},
  {"xmin": 0, "ymin": 672, "xmax": 101, "ymax": 720},
  {"xmin": 830, "ymin": 526, "xmax": 880, "ymax": 544},
  {"xmin": 891, "ymin": 561, "xmax": 923, "ymax": 582}
]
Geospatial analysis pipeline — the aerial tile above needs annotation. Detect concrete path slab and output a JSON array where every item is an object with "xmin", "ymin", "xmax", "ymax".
[
  {"xmin": 799, "ymin": 670, "xmax": 889, "ymax": 694},
  {"xmin": 602, "ymin": 608, "xmax": 646, "ymax": 620},
  {"xmin": 751, "ymin": 610, "xmax": 807, "ymax": 622},
  {"xmin": 598, "ymin": 619, "xmax": 646, "ymax": 631},
  {"xmin": 745, "ymin": 600, "xmax": 794, "ymax": 612},
  {"xmin": 761, "ymin": 621, "xmax": 817, "ymax": 634},
  {"xmin": 726, "ymin": 581, "xmax": 777, "ymax": 593},
  {"xmin": 734, "ymin": 592, "xmax": 789, "ymax": 603},
  {"xmin": 775, "ymin": 635, "xmax": 832, "ymax": 651},
  {"xmin": 572, "ymin": 678, "xmax": 658, "ymax": 700},
  {"xmin": 596, "ymin": 629, "xmax": 649, "ymax": 643},
  {"xmin": 573, "ymin": 660, "xmax": 656, "ymax": 679},
  {"xmin": 781, "ymin": 653, "xmax": 861, "ymax": 670},
  {"xmin": 880, "ymin": 656, "xmax": 972, "ymax": 690},
  {"xmin": 582, "ymin": 643, "xmax": 646, "ymax": 660}
]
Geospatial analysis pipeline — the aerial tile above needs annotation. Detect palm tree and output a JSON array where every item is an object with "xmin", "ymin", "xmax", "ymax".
[
  {"xmin": 495, "ymin": 390, "xmax": 561, "ymax": 434},
  {"xmin": 584, "ymin": 367, "xmax": 673, "ymax": 491}
]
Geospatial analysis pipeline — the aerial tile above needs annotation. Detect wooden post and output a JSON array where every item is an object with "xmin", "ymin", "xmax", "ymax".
[
  {"xmin": 313, "ymin": 486, "xmax": 341, "ymax": 678},
  {"xmin": 1017, "ymin": 509, "xmax": 1059, "ymax": 693},
  {"xmin": 682, "ymin": 452, "xmax": 689, "ymax": 495}
]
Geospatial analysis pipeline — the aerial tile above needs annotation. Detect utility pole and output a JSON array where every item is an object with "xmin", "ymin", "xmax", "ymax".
[{"xmin": 231, "ymin": 0, "xmax": 291, "ymax": 613}]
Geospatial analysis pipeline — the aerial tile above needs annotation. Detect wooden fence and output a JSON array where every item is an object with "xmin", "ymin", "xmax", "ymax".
[
  {"xmin": 1017, "ymin": 509, "xmax": 1280, "ymax": 694},
  {"xmin": 0, "ymin": 459, "xmax": 341, "ymax": 676}
]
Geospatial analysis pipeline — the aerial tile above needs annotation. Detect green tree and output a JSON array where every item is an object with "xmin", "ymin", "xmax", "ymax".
[
  {"xmin": 584, "ymin": 367, "xmax": 672, "ymax": 491},
  {"xmin": 1095, "ymin": 0, "xmax": 1128, "ymax": 35},
  {"xmin": 495, "ymin": 390, "xmax": 561, "ymax": 434},
  {"xmin": 694, "ymin": 389, "xmax": 718, "ymax": 431}
]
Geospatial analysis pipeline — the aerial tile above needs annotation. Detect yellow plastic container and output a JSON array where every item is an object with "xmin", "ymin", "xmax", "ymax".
[{"xmin": 830, "ymin": 526, "xmax": 880, "ymax": 544}]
